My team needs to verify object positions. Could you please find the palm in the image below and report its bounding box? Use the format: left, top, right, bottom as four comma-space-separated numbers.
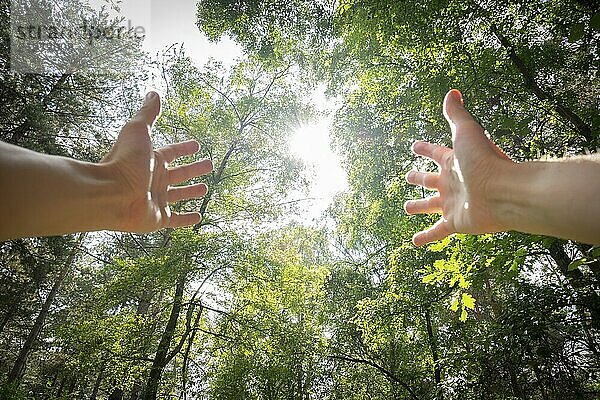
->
101, 92, 213, 232
405, 90, 512, 246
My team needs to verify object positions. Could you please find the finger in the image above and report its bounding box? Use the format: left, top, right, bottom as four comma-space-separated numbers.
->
411, 141, 451, 166
167, 183, 208, 203
443, 89, 471, 127
168, 159, 213, 185
443, 89, 486, 143
157, 140, 201, 163
404, 196, 442, 215
412, 218, 453, 247
169, 212, 202, 228
405, 170, 439, 190
131, 91, 161, 128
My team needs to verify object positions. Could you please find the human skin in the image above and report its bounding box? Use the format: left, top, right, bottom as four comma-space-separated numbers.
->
405, 89, 600, 246
0, 92, 213, 241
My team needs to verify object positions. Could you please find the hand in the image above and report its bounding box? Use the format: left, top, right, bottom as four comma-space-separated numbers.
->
404, 89, 514, 246
101, 92, 213, 232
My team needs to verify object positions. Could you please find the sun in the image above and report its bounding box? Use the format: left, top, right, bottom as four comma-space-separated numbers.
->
289, 114, 348, 221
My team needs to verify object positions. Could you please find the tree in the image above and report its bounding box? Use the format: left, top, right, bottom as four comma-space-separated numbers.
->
0, 0, 145, 393
206, 225, 330, 400
196, 0, 600, 398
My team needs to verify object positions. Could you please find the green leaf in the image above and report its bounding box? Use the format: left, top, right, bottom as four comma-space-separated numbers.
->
590, 246, 600, 258
462, 293, 475, 310
514, 247, 528, 258
568, 258, 587, 271
508, 259, 520, 274
591, 12, 600, 31
569, 23, 585, 42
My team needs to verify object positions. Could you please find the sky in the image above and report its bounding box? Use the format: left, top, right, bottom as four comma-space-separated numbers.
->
288, 88, 349, 222
89, 0, 348, 222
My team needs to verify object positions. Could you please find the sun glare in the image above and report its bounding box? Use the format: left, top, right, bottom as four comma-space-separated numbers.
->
290, 116, 348, 221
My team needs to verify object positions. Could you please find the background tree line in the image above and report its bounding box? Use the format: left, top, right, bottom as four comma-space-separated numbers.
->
1, 0, 599, 399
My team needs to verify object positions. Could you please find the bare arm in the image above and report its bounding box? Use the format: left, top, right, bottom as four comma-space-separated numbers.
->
0, 92, 213, 241
405, 89, 600, 246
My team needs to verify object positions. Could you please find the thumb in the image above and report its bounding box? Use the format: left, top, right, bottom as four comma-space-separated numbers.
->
443, 89, 477, 138
443, 89, 512, 161
133, 91, 161, 128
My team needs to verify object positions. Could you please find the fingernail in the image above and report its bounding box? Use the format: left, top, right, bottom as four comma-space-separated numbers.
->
450, 89, 464, 105
410, 141, 419, 153
412, 233, 421, 247
145, 91, 157, 102
405, 170, 414, 182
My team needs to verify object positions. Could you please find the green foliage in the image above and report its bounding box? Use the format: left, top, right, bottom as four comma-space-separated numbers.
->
1, 0, 600, 399
206, 225, 331, 399
0, 381, 26, 399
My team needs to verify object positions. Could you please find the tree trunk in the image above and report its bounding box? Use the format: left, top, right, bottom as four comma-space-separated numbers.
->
0, 307, 15, 334
424, 308, 444, 400
128, 283, 155, 400
56, 377, 66, 398
90, 361, 107, 400
548, 241, 600, 329
7, 233, 84, 383
66, 377, 77, 396
181, 305, 203, 400
143, 273, 187, 400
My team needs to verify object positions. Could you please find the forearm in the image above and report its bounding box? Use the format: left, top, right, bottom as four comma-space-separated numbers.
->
493, 155, 600, 244
0, 141, 122, 240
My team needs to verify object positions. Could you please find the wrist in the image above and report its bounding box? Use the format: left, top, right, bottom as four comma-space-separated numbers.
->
78, 160, 128, 232
488, 159, 550, 236
487, 159, 526, 233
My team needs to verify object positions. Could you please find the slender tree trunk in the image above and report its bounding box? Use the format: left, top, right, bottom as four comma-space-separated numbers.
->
7, 233, 84, 383
0, 307, 15, 334
129, 284, 155, 400
56, 377, 66, 398
548, 241, 600, 329
424, 308, 444, 400
108, 387, 124, 400
508, 366, 523, 398
181, 305, 203, 400
43, 374, 58, 400
143, 273, 187, 400
66, 377, 77, 396
90, 361, 107, 400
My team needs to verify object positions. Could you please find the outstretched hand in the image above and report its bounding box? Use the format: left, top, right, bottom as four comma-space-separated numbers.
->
101, 92, 213, 232
404, 89, 514, 246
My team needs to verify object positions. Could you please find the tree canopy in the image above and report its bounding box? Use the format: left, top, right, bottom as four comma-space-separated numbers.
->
1, 0, 599, 399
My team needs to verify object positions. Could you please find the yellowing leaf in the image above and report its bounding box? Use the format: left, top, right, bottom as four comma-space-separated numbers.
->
422, 273, 437, 284
462, 293, 475, 310
428, 236, 451, 252
449, 274, 459, 287
450, 298, 459, 312
460, 309, 468, 322
458, 275, 471, 289
433, 259, 445, 271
